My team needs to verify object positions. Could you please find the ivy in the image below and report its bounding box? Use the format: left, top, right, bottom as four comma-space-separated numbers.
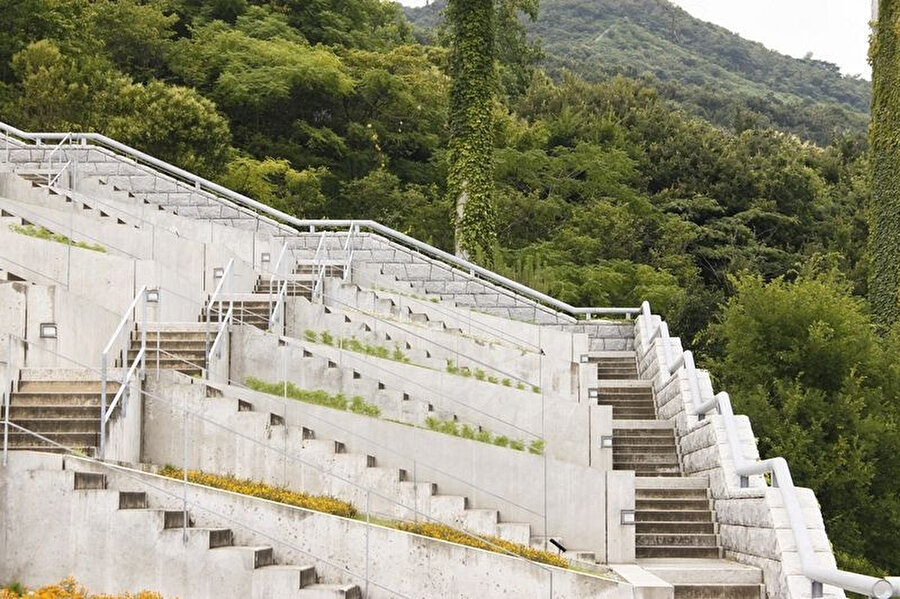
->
869, 0, 900, 328
446, 0, 497, 261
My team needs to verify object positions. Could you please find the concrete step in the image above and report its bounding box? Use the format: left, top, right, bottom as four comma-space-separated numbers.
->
296, 583, 362, 598
637, 488, 708, 499
615, 444, 678, 453
6, 431, 99, 447
637, 546, 723, 559
636, 521, 717, 535
613, 437, 677, 446
17, 380, 118, 393
636, 498, 711, 510
615, 455, 680, 466
673, 584, 764, 599
11, 392, 102, 406
635, 476, 709, 489
9, 404, 100, 422
636, 510, 715, 523
129, 340, 208, 350
613, 427, 674, 436
10, 418, 99, 433
636, 533, 718, 548
617, 464, 682, 476
611, 409, 658, 419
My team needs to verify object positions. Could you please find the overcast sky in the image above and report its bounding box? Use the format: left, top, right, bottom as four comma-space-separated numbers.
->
397, 0, 874, 80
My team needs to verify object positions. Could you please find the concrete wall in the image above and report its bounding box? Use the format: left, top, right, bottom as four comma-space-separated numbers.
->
140, 370, 628, 559
229, 326, 597, 465
0, 451, 632, 599
633, 315, 846, 599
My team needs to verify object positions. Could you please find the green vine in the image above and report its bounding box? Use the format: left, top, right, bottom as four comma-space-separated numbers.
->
446, 0, 497, 262
869, 0, 900, 328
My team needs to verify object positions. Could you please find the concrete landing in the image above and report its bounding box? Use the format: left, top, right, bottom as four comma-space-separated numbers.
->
640, 558, 763, 585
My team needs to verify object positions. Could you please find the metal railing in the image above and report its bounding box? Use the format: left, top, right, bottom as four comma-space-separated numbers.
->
101, 286, 157, 458
0, 121, 640, 322
638, 301, 897, 599
267, 243, 291, 332
44, 132, 72, 187
205, 258, 234, 378
2, 334, 20, 466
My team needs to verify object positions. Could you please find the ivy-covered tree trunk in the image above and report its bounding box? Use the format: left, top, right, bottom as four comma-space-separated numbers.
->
869, 0, 900, 327
447, 0, 496, 262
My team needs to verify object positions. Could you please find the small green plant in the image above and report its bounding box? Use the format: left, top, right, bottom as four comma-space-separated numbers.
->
392, 346, 410, 363
516, 382, 526, 390
487, 375, 499, 384
3, 582, 26, 594
446, 360, 460, 375
320, 331, 334, 346
528, 440, 545, 455
9, 223, 106, 253
304, 330, 318, 343
493, 436, 510, 448
531, 385, 540, 394
509, 439, 525, 451
460, 423, 476, 439
501, 378, 511, 387
460, 367, 472, 378
474, 369, 486, 381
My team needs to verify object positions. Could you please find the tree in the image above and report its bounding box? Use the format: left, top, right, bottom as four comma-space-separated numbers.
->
446, 0, 497, 260
869, 0, 900, 328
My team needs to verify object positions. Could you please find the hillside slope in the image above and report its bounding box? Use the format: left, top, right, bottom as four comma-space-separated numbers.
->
405, 0, 871, 144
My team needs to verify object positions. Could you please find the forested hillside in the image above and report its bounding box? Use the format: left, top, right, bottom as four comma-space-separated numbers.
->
1, 0, 898, 576
406, 0, 872, 146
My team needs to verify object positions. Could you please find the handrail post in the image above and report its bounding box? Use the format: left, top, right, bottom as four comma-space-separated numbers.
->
140, 290, 147, 375
100, 352, 107, 459
3, 334, 11, 466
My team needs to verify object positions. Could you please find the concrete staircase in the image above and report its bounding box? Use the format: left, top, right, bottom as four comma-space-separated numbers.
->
4, 373, 120, 455
203, 295, 272, 330
73, 469, 362, 598
593, 353, 765, 598
131, 328, 207, 377
253, 275, 313, 299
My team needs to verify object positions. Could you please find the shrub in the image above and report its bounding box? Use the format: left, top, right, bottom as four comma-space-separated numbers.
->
487, 376, 499, 384
516, 382, 526, 390
446, 360, 460, 374
493, 436, 510, 448
304, 330, 318, 343
159, 466, 357, 518
509, 439, 525, 451
474, 369, 486, 381
501, 378, 511, 387
528, 440, 545, 455
320, 331, 334, 346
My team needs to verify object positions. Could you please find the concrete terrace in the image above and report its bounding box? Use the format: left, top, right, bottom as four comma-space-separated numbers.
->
0, 123, 882, 599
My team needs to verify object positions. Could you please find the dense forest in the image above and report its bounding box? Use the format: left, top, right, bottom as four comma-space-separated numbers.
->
406, 0, 872, 146
1, 0, 898, 576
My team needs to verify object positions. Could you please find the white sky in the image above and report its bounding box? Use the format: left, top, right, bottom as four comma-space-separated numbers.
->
397, 0, 873, 80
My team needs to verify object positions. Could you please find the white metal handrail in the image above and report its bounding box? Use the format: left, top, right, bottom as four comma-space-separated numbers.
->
205, 258, 234, 377
209, 304, 233, 361
101, 286, 152, 458
0, 121, 640, 321
44, 132, 71, 186
640, 302, 897, 599
267, 242, 289, 329
311, 232, 327, 301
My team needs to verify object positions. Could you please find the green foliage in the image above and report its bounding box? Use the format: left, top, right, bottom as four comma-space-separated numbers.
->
446, 0, 497, 260
9, 224, 106, 253
704, 273, 900, 572
869, 0, 900, 328
244, 376, 381, 417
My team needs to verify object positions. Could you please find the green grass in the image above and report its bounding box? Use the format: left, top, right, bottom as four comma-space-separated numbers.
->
424, 416, 543, 454
9, 223, 106, 253
245, 376, 381, 417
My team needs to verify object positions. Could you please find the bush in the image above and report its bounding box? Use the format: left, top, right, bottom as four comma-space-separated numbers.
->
1, 577, 161, 598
